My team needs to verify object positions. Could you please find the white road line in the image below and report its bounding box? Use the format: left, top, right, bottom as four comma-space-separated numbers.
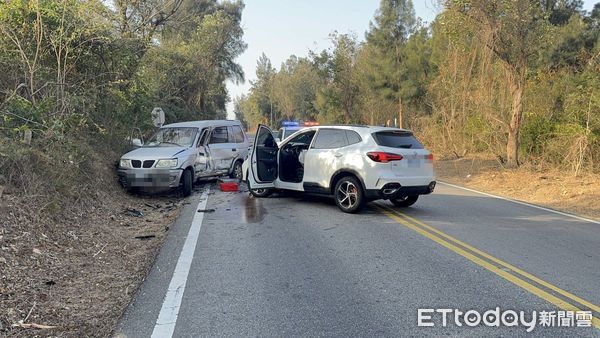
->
151, 188, 210, 338
439, 181, 599, 225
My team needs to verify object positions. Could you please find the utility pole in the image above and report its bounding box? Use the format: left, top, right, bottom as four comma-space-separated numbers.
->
269, 86, 274, 128
270, 101, 273, 129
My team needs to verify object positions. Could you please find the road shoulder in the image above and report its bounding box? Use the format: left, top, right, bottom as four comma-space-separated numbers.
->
435, 157, 600, 220
114, 186, 209, 338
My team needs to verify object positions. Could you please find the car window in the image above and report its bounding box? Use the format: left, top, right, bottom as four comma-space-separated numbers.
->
197, 128, 209, 147
284, 128, 301, 140
257, 127, 276, 148
312, 129, 349, 149
209, 126, 229, 144
231, 125, 245, 143
346, 130, 362, 145
227, 126, 236, 143
372, 131, 424, 149
287, 130, 315, 146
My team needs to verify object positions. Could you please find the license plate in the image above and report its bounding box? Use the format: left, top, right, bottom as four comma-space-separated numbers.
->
406, 155, 420, 168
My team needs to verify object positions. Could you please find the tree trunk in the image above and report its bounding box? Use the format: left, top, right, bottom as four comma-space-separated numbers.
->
344, 108, 352, 124
506, 67, 525, 167
397, 96, 403, 129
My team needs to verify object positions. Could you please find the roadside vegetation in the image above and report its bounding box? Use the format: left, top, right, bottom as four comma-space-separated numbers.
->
237, 0, 600, 173
0, 0, 245, 335
0, 0, 246, 206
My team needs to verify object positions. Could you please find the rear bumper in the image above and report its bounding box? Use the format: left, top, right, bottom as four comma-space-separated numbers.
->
365, 181, 436, 200
118, 168, 183, 188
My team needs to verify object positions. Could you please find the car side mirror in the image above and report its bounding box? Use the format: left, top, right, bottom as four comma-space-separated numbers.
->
131, 138, 143, 147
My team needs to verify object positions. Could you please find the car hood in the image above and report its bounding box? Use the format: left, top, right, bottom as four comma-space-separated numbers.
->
121, 146, 188, 160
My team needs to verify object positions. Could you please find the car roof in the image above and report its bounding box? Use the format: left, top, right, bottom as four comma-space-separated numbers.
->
162, 120, 241, 129
301, 125, 413, 133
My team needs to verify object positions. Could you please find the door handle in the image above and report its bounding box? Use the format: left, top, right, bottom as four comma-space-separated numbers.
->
232, 148, 237, 152
334, 153, 343, 157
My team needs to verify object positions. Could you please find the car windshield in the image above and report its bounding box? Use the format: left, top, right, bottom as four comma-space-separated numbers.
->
283, 128, 302, 140
144, 127, 198, 147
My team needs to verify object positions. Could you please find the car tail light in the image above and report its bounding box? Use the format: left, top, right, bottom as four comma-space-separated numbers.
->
367, 152, 403, 163
425, 154, 434, 161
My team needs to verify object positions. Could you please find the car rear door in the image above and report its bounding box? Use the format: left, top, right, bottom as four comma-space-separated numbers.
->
248, 125, 277, 189
229, 124, 249, 162
303, 128, 350, 188
207, 126, 235, 173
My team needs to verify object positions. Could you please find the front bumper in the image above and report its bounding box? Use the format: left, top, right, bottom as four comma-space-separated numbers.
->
365, 181, 436, 200
118, 168, 183, 188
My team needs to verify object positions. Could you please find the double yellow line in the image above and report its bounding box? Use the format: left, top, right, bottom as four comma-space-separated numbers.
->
373, 202, 600, 329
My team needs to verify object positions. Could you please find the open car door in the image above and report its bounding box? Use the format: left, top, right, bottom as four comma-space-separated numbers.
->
248, 124, 278, 189
194, 127, 214, 176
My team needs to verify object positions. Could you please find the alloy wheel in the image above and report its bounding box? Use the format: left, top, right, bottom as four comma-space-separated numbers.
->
337, 181, 358, 210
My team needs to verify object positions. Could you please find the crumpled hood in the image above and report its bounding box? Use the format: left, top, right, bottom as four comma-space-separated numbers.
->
121, 146, 188, 160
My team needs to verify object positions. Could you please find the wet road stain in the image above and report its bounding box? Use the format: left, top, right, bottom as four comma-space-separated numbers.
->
242, 195, 267, 223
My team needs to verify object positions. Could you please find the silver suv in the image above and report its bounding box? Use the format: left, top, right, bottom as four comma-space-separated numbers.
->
118, 120, 249, 196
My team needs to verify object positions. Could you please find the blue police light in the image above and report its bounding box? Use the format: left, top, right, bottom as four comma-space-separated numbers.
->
281, 121, 299, 127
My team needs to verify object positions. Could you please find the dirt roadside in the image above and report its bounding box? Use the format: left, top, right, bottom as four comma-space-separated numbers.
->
435, 157, 600, 220
0, 168, 189, 337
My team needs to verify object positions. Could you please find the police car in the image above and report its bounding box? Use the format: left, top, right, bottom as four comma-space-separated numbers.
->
275, 121, 318, 143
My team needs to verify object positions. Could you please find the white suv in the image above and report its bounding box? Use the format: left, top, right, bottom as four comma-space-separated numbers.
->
244, 124, 435, 213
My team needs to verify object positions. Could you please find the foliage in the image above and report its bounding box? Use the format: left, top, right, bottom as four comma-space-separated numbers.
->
237, 0, 599, 173
0, 0, 246, 142
2, 0, 596, 174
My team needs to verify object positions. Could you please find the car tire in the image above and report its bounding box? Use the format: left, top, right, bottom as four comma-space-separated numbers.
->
230, 160, 243, 179
249, 188, 272, 198
391, 195, 418, 207
181, 169, 193, 197
126, 186, 139, 194
334, 176, 365, 213
247, 179, 272, 198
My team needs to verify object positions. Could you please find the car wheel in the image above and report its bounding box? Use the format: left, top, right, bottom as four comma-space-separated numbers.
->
230, 160, 243, 179
181, 169, 193, 197
391, 195, 418, 207
249, 188, 272, 198
248, 179, 272, 198
126, 186, 139, 194
334, 176, 365, 213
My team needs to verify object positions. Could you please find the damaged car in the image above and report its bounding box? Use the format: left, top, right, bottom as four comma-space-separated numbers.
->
118, 120, 249, 196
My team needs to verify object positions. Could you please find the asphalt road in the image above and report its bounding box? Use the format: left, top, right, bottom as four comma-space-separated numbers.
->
116, 181, 600, 337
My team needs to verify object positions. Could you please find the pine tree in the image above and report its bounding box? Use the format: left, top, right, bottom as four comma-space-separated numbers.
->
365, 0, 417, 128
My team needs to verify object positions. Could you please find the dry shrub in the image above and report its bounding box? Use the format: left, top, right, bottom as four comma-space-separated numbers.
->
0, 134, 123, 222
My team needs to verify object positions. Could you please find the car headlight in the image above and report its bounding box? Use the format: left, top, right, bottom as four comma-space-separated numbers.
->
120, 159, 132, 169
155, 158, 178, 168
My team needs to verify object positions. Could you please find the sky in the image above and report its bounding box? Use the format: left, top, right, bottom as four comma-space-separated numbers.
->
225, 0, 599, 119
